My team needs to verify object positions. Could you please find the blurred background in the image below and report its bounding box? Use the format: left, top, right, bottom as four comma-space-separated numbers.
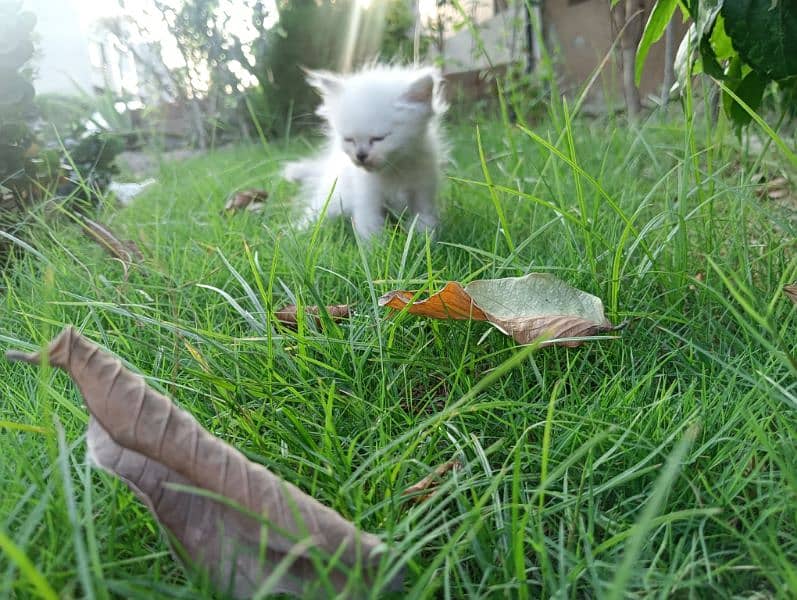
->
12, 0, 794, 251
1, 0, 697, 259
2, 0, 685, 158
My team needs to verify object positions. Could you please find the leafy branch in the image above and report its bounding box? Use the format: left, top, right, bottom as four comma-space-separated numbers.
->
636, 0, 797, 127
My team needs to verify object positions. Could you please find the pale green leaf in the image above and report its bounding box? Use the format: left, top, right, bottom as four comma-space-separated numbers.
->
636, 0, 680, 85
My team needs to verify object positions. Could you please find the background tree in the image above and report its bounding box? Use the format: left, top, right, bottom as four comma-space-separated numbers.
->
611, 0, 651, 120
103, 0, 416, 141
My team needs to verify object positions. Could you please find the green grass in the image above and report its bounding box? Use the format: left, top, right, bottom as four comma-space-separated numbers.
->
1, 103, 796, 599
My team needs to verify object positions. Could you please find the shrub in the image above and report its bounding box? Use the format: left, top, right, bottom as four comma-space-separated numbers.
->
638, 0, 797, 128
1, 3, 124, 267
0, 1, 37, 206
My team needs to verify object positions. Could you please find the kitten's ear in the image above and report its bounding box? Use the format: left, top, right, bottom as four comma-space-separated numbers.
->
401, 74, 435, 106
304, 68, 343, 97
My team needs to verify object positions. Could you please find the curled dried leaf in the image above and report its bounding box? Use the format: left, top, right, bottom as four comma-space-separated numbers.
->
402, 460, 461, 504
275, 304, 351, 329
379, 274, 615, 347
223, 188, 269, 214
766, 187, 789, 200
784, 283, 797, 305
6, 327, 399, 598
754, 175, 790, 200
82, 217, 144, 279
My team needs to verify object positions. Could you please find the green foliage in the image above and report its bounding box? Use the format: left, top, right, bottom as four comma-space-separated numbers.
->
379, 0, 419, 62
639, 0, 797, 127
635, 0, 679, 85
103, 0, 416, 140
33, 90, 128, 209
722, 0, 797, 80
60, 132, 124, 205
257, 0, 365, 133
35, 94, 95, 135
503, 63, 550, 124
257, 0, 417, 134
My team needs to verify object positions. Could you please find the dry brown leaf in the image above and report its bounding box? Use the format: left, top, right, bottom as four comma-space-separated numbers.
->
784, 283, 797, 305
82, 218, 144, 279
1, 185, 13, 203
754, 175, 791, 200
767, 188, 789, 200
6, 327, 399, 598
223, 188, 269, 214
689, 272, 705, 292
402, 460, 461, 504
379, 274, 615, 347
275, 304, 351, 329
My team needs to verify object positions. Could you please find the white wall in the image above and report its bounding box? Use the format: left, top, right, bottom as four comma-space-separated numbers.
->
25, 0, 95, 95
430, 5, 524, 75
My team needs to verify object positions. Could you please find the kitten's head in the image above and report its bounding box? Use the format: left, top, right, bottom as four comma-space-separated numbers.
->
306, 66, 443, 171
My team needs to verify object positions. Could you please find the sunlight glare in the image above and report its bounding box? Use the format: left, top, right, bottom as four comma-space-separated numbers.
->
340, 0, 365, 72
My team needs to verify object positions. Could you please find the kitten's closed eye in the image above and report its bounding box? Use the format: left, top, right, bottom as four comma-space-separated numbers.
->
343, 135, 389, 145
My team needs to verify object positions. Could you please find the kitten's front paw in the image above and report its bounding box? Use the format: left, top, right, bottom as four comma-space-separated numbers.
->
411, 212, 439, 240
292, 206, 320, 231
352, 220, 383, 241
351, 210, 385, 241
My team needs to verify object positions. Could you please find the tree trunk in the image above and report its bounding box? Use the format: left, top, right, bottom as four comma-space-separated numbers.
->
436, 10, 445, 58
188, 98, 207, 150
524, 1, 533, 74
532, 3, 543, 68
410, 0, 421, 63
614, 0, 646, 120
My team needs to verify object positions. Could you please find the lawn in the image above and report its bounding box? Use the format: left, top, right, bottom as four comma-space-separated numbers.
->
1, 106, 796, 598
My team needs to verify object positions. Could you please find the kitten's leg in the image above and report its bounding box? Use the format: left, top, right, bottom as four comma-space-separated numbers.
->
294, 178, 343, 231
351, 202, 385, 240
294, 204, 319, 230
408, 182, 439, 237
349, 179, 385, 240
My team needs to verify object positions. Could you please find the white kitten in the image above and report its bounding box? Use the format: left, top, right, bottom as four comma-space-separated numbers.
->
282, 65, 447, 240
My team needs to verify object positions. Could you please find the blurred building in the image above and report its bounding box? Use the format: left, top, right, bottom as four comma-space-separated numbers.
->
87, 16, 174, 104
422, 0, 686, 108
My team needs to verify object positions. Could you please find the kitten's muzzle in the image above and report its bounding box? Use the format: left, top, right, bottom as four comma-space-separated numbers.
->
356, 150, 368, 164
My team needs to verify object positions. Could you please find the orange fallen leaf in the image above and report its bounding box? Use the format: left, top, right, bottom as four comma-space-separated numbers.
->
380, 274, 615, 347
275, 304, 351, 329
402, 460, 461, 504
379, 282, 488, 320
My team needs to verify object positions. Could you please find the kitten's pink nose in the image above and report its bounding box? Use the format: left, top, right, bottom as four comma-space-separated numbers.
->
356, 150, 368, 164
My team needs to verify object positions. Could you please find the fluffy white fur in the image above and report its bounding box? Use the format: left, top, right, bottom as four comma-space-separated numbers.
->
282, 65, 447, 239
